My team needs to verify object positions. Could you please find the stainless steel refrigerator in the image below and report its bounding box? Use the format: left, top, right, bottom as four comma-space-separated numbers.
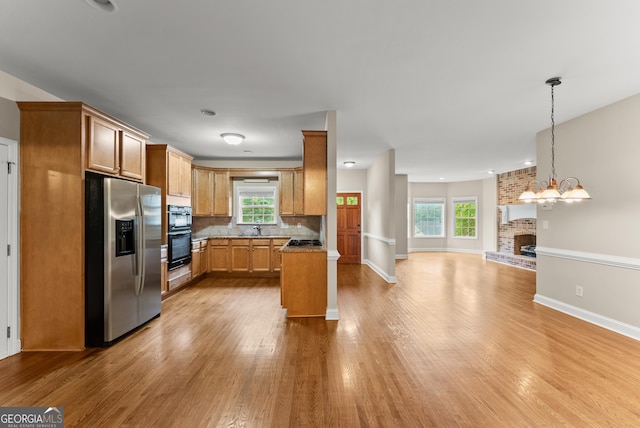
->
85, 172, 162, 347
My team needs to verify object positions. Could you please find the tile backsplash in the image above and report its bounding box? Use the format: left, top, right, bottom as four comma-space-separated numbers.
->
192, 216, 321, 239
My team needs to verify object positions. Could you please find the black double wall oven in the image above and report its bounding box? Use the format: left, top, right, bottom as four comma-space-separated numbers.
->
167, 205, 192, 270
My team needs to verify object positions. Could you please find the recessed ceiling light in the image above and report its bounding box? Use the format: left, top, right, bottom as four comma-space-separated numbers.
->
243, 150, 253, 154
200, 109, 216, 116
488, 170, 495, 174
221, 133, 245, 145
439, 177, 445, 181
343, 161, 355, 167
524, 160, 533, 166
84, 0, 118, 13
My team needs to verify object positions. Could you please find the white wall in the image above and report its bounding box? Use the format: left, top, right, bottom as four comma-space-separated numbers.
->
482, 175, 498, 254
0, 98, 19, 141
408, 179, 495, 254
534, 92, 640, 339
395, 175, 408, 258
0, 70, 61, 104
325, 111, 339, 320
445, 180, 485, 253
364, 150, 396, 282
407, 182, 448, 251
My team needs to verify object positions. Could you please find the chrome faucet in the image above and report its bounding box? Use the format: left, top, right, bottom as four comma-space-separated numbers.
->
253, 225, 262, 236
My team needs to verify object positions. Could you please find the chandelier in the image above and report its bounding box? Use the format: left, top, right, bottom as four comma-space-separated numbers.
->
519, 77, 591, 204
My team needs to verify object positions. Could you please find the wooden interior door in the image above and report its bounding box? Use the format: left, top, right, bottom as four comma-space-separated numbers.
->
337, 193, 361, 264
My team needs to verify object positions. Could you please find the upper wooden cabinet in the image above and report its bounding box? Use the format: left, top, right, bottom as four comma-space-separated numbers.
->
85, 108, 147, 182
191, 166, 230, 216
193, 167, 214, 215
146, 144, 193, 200
302, 130, 327, 215
16, 101, 149, 351
294, 168, 304, 215
146, 145, 193, 242
167, 150, 192, 197
279, 168, 304, 216
120, 131, 146, 180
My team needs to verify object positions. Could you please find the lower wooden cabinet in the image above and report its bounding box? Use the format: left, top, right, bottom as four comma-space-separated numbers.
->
209, 239, 230, 272
168, 264, 192, 291
230, 239, 251, 272
191, 239, 208, 279
191, 245, 202, 278
207, 237, 289, 275
271, 239, 289, 272
281, 250, 327, 317
251, 239, 271, 272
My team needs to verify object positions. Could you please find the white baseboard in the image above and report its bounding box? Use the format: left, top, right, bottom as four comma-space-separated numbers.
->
325, 308, 339, 320
408, 248, 482, 255
534, 294, 640, 341
363, 259, 397, 283
409, 247, 448, 253
395, 254, 408, 260
446, 248, 483, 255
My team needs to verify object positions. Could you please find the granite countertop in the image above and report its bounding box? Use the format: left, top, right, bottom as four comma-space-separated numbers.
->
192, 235, 293, 240
280, 244, 327, 253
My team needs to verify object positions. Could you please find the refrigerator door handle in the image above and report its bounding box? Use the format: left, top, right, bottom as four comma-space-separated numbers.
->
135, 195, 146, 296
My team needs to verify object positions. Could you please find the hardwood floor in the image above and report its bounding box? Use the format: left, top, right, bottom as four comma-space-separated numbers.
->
3, 252, 640, 427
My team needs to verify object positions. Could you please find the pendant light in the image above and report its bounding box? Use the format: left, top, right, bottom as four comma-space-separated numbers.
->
519, 77, 591, 204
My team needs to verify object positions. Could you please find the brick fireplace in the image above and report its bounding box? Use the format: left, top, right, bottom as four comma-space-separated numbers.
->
486, 167, 537, 270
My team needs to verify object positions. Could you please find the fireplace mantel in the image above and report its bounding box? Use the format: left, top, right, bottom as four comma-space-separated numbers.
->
498, 204, 536, 224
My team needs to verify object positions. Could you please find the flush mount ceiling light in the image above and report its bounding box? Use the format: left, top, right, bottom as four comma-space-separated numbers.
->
343, 161, 356, 167
84, 0, 118, 12
519, 77, 591, 204
221, 133, 244, 145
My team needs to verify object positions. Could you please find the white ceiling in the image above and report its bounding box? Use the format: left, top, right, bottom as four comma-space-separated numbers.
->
2, 0, 640, 182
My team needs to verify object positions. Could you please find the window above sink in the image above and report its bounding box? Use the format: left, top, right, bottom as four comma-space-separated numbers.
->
235, 184, 278, 225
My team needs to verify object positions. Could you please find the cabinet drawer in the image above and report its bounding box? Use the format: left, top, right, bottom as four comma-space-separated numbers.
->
252, 239, 270, 246
192, 239, 207, 250
230, 239, 250, 246
208, 239, 228, 246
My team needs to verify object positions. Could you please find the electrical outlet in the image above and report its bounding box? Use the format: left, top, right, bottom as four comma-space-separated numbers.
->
297, 223, 302, 229
576, 285, 584, 297
542, 220, 549, 230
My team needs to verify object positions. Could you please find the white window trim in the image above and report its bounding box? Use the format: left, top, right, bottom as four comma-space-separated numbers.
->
412, 197, 446, 238
236, 184, 278, 225
451, 196, 478, 240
